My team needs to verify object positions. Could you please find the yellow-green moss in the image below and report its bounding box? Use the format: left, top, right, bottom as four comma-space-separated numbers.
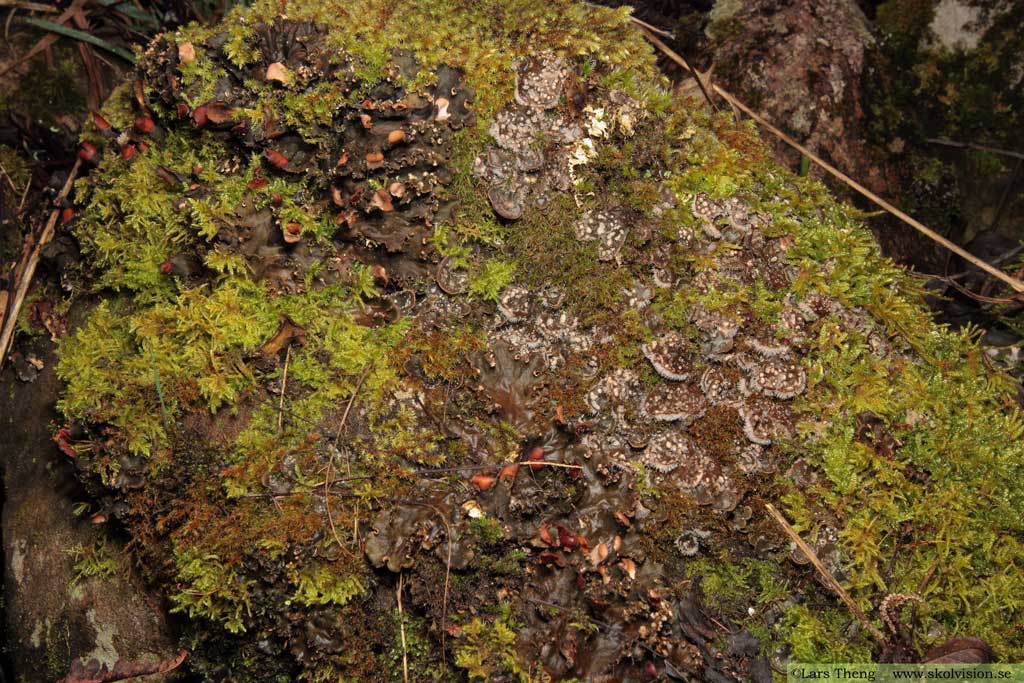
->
454, 607, 527, 682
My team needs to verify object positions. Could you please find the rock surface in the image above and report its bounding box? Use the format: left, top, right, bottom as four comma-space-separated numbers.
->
705, 0, 889, 197
1, 340, 177, 683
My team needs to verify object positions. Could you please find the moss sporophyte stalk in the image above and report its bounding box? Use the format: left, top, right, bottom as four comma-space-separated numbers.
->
54, 0, 1024, 679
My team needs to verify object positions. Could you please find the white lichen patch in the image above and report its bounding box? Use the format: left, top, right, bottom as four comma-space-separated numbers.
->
749, 356, 806, 399
641, 331, 693, 381
640, 382, 707, 424
497, 285, 533, 323
575, 209, 629, 262
475, 55, 581, 218
739, 400, 793, 446
514, 53, 568, 109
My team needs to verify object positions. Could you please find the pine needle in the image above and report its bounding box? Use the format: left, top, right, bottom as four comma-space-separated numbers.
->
397, 572, 410, 683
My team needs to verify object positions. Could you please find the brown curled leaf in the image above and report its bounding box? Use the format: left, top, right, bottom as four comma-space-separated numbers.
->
204, 101, 236, 124
261, 316, 307, 357
922, 637, 993, 664
65, 649, 188, 683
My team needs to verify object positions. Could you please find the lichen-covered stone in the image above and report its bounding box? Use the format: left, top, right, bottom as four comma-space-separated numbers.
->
52, 0, 1024, 679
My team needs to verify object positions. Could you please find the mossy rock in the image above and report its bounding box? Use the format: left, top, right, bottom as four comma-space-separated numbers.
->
56, 0, 1024, 680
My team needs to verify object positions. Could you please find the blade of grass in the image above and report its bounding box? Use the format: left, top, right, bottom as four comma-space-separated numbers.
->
0, 1, 58, 12
20, 16, 135, 63
97, 0, 161, 27
151, 351, 169, 429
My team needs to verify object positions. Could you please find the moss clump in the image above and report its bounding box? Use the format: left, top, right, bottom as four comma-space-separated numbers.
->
67, 536, 121, 586
454, 607, 526, 682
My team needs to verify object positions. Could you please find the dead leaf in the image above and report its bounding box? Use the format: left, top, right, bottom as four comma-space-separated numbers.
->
204, 101, 236, 124
65, 650, 188, 683
178, 42, 196, 64
265, 62, 292, 86
923, 637, 993, 664
261, 316, 306, 357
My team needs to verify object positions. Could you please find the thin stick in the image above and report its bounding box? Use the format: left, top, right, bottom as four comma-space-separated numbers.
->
0, 158, 18, 194
637, 25, 717, 110
764, 503, 887, 646
16, 168, 31, 215
151, 352, 168, 429
0, 157, 81, 368
391, 497, 452, 671
628, 14, 675, 40
582, 1, 674, 39
323, 363, 373, 558
334, 363, 373, 442
277, 344, 290, 433
925, 138, 1024, 162
397, 572, 410, 683
428, 503, 453, 671
416, 461, 583, 475
931, 274, 1021, 305
0, 1, 58, 10
639, 29, 1024, 295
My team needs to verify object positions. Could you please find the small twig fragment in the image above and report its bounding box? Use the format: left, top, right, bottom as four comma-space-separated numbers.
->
397, 572, 410, 683
277, 344, 290, 433
0, 157, 82, 369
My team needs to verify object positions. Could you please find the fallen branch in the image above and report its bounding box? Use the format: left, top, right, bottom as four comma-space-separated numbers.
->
0, 157, 82, 369
764, 503, 887, 647
635, 26, 1024, 295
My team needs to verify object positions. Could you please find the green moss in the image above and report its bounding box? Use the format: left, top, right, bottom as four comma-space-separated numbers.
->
290, 564, 365, 607
467, 259, 516, 302
454, 608, 527, 682
66, 536, 121, 585
468, 516, 504, 545
176, 43, 222, 107
782, 604, 874, 663
169, 549, 254, 633
687, 557, 789, 613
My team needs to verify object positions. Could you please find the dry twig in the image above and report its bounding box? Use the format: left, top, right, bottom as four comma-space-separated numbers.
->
765, 503, 887, 646
277, 344, 290, 433
0, 157, 81, 368
634, 25, 1024, 295
925, 138, 1024, 162
323, 363, 373, 558
397, 572, 410, 683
